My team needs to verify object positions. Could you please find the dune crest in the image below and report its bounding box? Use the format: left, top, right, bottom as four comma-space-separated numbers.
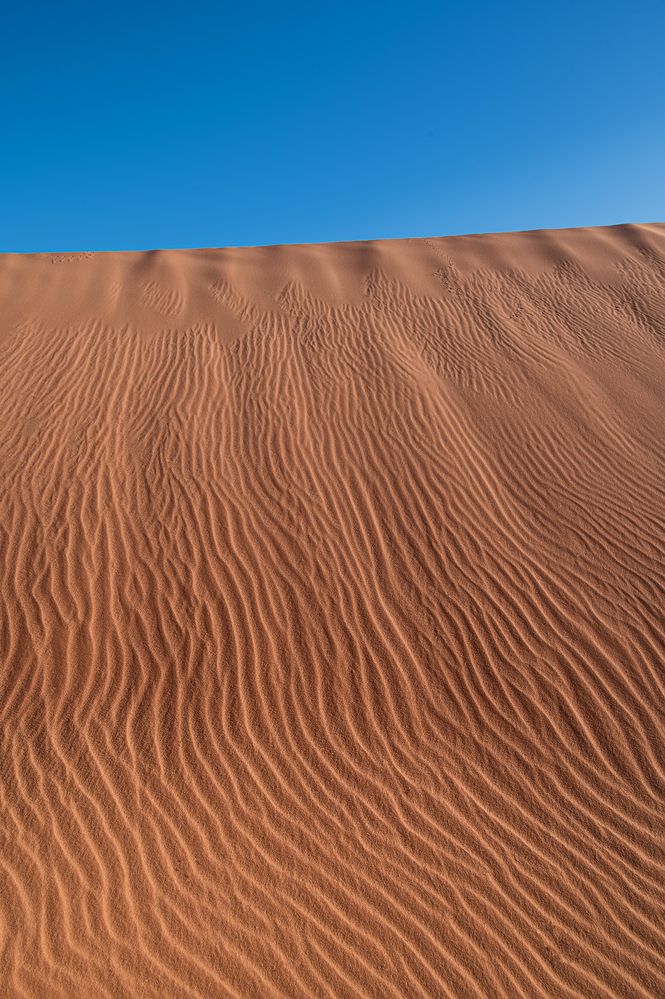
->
1, 223, 665, 997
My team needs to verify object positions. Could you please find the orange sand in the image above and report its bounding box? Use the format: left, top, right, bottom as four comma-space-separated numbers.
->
1, 223, 665, 997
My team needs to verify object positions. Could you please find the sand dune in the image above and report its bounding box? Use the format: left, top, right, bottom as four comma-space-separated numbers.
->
1, 223, 665, 997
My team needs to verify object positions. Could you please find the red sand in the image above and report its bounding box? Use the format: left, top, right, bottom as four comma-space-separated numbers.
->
1, 223, 665, 997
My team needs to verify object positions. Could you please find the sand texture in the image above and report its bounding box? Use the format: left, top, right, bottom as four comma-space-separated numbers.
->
1, 223, 665, 998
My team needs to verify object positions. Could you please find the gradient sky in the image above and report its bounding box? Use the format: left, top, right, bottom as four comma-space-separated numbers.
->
2, 1, 664, 251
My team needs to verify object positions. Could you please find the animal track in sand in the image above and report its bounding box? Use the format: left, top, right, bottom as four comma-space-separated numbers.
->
51, 251, 94, 263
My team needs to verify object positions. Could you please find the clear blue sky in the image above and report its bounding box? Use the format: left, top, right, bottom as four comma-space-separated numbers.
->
2, 1, 664, 251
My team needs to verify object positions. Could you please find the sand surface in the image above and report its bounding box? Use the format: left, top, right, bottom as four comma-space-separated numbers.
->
1, 223, 665, 998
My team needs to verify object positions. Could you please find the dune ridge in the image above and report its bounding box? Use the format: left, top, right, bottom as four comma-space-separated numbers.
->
1, 223, 665, 997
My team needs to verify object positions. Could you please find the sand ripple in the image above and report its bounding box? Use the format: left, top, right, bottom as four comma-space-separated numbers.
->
1, 224, 665, 997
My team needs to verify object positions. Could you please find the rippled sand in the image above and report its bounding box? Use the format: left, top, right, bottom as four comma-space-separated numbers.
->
2, 223, 665, 997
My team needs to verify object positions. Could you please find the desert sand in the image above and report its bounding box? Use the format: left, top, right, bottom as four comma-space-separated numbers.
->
1, 223, 665, 998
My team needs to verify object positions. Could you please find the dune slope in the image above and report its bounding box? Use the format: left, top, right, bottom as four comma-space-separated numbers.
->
1, 223, 665, 998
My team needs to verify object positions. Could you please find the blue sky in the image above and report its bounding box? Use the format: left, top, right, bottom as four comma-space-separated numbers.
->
2, 1, 664, 251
